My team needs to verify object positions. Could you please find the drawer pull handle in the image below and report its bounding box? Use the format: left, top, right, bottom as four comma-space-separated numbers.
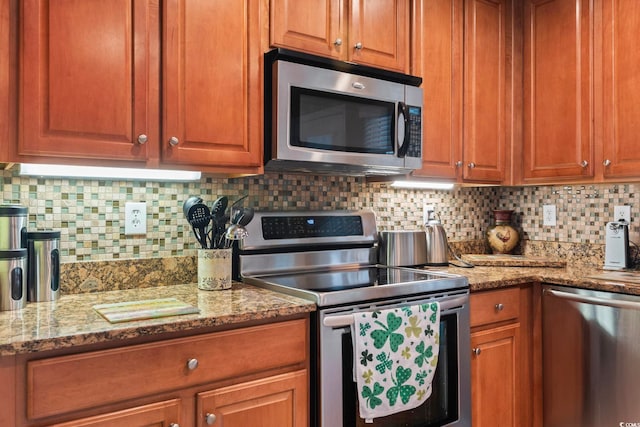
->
473, 348, 481, 356
205, 413, 217, 425
495, 303, 504, 311
169, 424, 180, 427
187, 358, 199, 370
169, 136, 180, 146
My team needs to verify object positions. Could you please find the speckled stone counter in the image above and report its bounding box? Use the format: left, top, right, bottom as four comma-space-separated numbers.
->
434, 264, 640, 296
0, 282, 315, 356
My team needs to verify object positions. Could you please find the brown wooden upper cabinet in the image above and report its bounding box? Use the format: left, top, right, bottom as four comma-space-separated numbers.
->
599, 0, 640, 181
412, 0, 512, 184
522, 0, 593, 182
522, 0, 640, 183
18, 0, 264, 174
270, 0, 410, 73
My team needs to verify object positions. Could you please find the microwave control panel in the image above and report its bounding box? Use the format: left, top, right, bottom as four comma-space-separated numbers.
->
406, 106, 422, 158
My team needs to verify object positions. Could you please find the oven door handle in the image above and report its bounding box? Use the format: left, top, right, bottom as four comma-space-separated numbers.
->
322, 294, 468, 328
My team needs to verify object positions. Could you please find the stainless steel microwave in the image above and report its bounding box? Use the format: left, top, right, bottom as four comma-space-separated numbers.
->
264, 49, 423, 176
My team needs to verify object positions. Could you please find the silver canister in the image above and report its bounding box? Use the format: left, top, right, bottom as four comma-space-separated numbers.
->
0, 249, 27, 311
0, 205, 28, 249
27, 231, 61, 302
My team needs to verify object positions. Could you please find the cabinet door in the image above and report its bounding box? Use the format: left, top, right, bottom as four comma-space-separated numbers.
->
48, 399, 182, 427
162, 0, 264, 171
601, 0, 640, 179
349, 0, 410, 73
463, 0, 509, 182
0, 0, 15, 162
523, 0, 593, 181
19, 0, 159, 163
471, 323, 520, 427
412, 0, 463, 179
196, 370, 308, 427
270, 0, 343, 60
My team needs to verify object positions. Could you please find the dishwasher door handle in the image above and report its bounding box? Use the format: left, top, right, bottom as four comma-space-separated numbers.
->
323, 294, 468, 328
545, 288, 640, 311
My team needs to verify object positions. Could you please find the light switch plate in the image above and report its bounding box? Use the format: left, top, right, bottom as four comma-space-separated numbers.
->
125, 202, 147, 235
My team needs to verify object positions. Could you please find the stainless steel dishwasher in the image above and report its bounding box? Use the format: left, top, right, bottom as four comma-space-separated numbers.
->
542, 285, 640, 427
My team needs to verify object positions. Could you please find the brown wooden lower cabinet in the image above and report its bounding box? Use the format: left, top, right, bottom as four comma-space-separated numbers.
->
8, 317, 310, 427
469, 285, 539, 427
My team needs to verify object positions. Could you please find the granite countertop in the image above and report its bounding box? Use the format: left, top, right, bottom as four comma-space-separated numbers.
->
3, 262, 640, 357
439, 264, 640, 295
0, 282, 315, 356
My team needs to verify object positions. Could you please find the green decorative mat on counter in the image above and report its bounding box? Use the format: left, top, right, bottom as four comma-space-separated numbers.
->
93, 298, 200, 323
461, 254, 566, 268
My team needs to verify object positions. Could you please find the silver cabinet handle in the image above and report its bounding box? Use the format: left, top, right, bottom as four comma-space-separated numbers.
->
137, 134, 148, 145
169, 424, 180, 427
205, 413, 217, 425
473, 348, 481, 356
580, 160, 588, 168
603, 159, 611, 166
354, 42, 363, 50
468, 162, 476, 168
455, 160, 463, 167
187, 358, 199, 370
169, 136, 180, 146
495, 303, 504, 311
334, 38, 342, 46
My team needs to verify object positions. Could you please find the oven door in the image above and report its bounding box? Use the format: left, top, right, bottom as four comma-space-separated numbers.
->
316, 292, 471, 427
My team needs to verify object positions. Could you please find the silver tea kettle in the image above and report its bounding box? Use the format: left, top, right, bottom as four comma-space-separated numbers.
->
424, 209, 449, 266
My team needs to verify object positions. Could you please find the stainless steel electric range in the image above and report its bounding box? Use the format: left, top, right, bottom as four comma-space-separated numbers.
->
237, 210, 471, 427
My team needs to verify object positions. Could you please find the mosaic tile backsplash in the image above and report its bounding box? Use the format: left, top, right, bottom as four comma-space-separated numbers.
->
1, 167, 637, 264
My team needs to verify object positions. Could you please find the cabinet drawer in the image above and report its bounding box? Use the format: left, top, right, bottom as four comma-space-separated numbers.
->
27, 319, 308, 420
470, 287, 520, 328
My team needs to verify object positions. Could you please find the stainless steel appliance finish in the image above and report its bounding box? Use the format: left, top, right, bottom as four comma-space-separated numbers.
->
0, 249, 27, 311
542, 285, 640, 426
378, 230, 428, 267
425, 214, 449, 266
27, 231, 60, 302
0, 205, 27, 249
604, 220, 630, 269
264, 49, 423, 176
238, 210, 471, 427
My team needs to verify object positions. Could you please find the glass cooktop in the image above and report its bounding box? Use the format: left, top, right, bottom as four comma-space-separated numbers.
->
243, 265, 468, 307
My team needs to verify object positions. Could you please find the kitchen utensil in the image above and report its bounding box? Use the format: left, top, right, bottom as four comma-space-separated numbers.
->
210, 196, 229, 249
27, 231, 61, 302
0, 205, 28, 249
182, 196, 203, 218
238, 207, 254, 226
378, 230, 428, 267
186, 202, 211, 249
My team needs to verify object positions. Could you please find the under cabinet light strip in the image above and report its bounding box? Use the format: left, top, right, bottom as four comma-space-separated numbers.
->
390, 180, 455, 190
19, 164, 202, 182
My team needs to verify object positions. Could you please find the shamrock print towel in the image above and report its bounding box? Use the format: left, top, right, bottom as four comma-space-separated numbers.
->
351, 302, 440, 422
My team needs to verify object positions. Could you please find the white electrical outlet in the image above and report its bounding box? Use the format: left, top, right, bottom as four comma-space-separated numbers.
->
614, 205, 631, 223
125, 202, 147, 235
423, 204, 435, 224
543, 204, 556, 226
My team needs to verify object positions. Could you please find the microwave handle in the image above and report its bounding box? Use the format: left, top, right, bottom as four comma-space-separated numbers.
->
397, 102, 410, 158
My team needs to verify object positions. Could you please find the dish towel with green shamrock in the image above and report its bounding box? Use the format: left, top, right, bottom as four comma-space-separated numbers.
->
351, 302, 440, 422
